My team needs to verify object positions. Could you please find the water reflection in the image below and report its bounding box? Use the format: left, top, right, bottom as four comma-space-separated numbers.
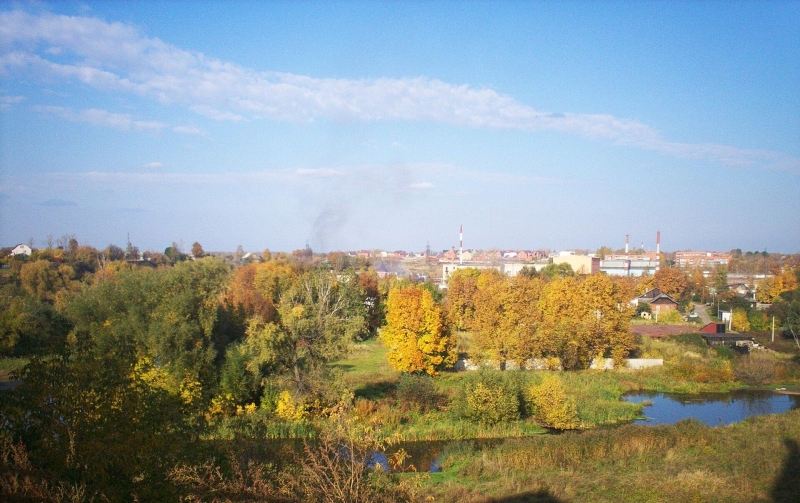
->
623, 389, 800, 426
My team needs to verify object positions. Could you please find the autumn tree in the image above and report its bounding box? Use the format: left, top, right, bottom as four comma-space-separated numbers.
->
537, 274, 634, 369
357, 269, 383, 333
224, 263, 278, 322
756, 269, 798, 303
444, 267, 483, 331
731, 308, 751, 333
470, 273, 544, 369
381, 285, 457, 375
653, 267, 688, 299
191, 241, 206, 258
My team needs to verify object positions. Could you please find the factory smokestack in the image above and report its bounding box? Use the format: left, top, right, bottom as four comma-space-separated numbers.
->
625, 234, 629, 255
657, 231, 661, 255
459, 224, 463, 265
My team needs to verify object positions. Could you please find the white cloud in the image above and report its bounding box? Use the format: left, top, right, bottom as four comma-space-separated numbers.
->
141, 161, 163, 169
172, 124, 208, 136
2, 9, 797, 173
36, 105, 165, 131
408, 182, 434, 189
0, 95, 24, 109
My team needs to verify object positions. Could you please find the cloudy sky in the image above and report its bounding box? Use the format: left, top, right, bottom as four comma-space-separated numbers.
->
1, 2, 798, 253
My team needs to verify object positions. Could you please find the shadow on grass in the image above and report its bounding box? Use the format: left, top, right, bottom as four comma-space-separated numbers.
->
328, 363, 355, 371
484, 490, 564, 502
771, 438, 800, 503
354, 380, 396, 400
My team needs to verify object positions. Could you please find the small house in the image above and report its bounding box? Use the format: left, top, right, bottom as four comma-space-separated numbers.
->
10, 244, 32, 257
632, 288, 678, 312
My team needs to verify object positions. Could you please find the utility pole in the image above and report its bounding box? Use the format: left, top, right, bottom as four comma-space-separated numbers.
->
772, 316, 775, 343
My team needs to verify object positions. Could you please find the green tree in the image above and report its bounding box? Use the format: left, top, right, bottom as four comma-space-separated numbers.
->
0, 285, 71, 357
540, 262, 575, 280
453, 370, 521, 425
265, 270, 369, 391
713, 264, 729, 293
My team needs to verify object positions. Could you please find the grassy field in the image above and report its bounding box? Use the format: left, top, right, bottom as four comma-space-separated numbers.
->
424, 408, 800, 502
325, 333, 800, 444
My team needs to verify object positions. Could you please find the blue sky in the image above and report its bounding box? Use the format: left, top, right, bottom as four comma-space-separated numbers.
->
1, 1, 798, 253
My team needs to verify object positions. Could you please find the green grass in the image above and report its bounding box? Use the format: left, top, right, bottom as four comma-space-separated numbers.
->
330, 337, 399, 396
0, 357, 27, 382
322, 333, 800, 444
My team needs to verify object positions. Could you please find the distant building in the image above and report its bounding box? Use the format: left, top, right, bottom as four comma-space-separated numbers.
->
675, 251, 731, 269
600, 256, 659, 277
10, 244, 32, 257
553, 254, 599, 275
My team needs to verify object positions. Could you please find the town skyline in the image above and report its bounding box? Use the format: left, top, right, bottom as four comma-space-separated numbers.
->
2, 2, 798, 253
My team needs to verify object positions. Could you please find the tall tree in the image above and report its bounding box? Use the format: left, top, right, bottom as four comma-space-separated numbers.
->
444, 267, 482, 331
470, 274, 544, 369
246, 270, 368, 392
191, 241, 206, 258
381, 285, 456, 375
653, 267, 688, 299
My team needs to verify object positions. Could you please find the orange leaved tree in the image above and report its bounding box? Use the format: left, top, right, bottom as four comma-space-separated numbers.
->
381, 285, 457, 375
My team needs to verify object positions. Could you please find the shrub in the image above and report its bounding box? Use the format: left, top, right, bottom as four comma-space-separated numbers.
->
396, 373, 441, 412
453, 370, 521, 425
527, 375, 580, 430
667, 358, 734, 384
734, 353, 777, 385
275, 390, 308, 421
748, 310, 769, 331
656, 309, 683, 324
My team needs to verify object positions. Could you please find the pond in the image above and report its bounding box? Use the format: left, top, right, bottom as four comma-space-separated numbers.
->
390, 390, 800, 472
623, 389, 800, 426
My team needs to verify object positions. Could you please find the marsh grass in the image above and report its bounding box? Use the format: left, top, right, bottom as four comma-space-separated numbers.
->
430, 409, 800, 502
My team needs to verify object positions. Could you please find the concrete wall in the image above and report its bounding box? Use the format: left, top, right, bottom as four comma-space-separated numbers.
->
455, 357, 663, 371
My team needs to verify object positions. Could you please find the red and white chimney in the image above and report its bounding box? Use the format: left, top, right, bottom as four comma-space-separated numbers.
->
656, 231, 661, 255
625, 234, 629, 255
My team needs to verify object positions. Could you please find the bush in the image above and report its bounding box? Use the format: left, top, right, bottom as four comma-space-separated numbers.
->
734, 353, 777, 385
667, 358, 734, 384
396, 373, 441, 412
656, 309, 683, 324
527, 375, 580, 430
453, 370, 521, 425
748, 310, 769, 331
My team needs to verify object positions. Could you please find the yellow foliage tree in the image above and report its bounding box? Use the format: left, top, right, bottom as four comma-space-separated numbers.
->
537, 274, 634, 369
444, 267, 482, 331
731, 308, 751, 332
381, 285, 457, 375
756, 269, 798, 303
471, 273, 544, 368
528, 375, 580, 429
